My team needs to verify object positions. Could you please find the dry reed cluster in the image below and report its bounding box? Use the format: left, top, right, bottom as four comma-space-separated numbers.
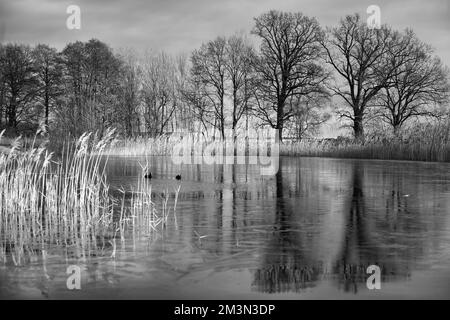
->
0, 129, 180, 266
103, 121, 450, 162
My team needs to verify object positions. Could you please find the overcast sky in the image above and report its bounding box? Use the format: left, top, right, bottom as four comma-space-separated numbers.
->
1, 0, 449, 61
1, 0, 449, 136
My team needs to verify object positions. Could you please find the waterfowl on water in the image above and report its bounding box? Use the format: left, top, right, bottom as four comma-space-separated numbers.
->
175, 174, 181, 180
144, 172, 152, 179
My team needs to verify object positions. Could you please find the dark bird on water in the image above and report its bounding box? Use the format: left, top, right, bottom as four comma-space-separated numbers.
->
144, 172, 152, 179
175, 174, 181, 180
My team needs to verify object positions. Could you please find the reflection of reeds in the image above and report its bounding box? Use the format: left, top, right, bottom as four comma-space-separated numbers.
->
0, 129, 179, 266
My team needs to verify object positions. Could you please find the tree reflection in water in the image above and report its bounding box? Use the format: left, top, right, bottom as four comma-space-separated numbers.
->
1, 157, 448, 298
254, 166, 321, 293
253, 160, 423, 294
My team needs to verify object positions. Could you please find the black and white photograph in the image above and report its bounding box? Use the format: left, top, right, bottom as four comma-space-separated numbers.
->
0, 0, 450, 306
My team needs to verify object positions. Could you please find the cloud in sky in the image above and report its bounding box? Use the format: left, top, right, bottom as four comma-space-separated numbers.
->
1, 0, 449, 63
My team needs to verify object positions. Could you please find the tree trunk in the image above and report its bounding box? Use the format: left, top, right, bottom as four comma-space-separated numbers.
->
393, 121, 401, 137
0, 88, 4, 128
353, 111, 364, 141
276, 99, 284, 143
45, 90, 49, 127
8, 96, 17, 128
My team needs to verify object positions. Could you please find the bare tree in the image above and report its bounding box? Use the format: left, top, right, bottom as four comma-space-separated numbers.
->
252, 10, 328, 142
0, 44, 38, 131
140, 51, 177, 137
61, 39, 122, 135
224, 34, 257, 136
0, 45, 6, 127
0, 79, 5, 127
375, 30, 450, 133
32, 44, 64, 129
172, 53, 196, 132
60, 41, 85, 134
191, 37, 227, 138
323, 14, 400, 140
286, 92, 331, 140
182, 73, 213, 135
115, 49, 142, 136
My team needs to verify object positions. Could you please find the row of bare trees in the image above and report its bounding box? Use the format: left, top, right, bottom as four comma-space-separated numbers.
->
189, 34, 256, 139
0, 11, 448, 141
324, 15, 449, 139
0, 40, 124, 136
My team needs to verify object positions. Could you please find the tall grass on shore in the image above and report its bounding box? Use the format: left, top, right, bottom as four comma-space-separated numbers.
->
103, 132, 269, 159
281, 121, 450, 162
0, 129, 117, 265
103, 121, 450, 163
103, 135, 177, 156
0, 129, 178, 266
